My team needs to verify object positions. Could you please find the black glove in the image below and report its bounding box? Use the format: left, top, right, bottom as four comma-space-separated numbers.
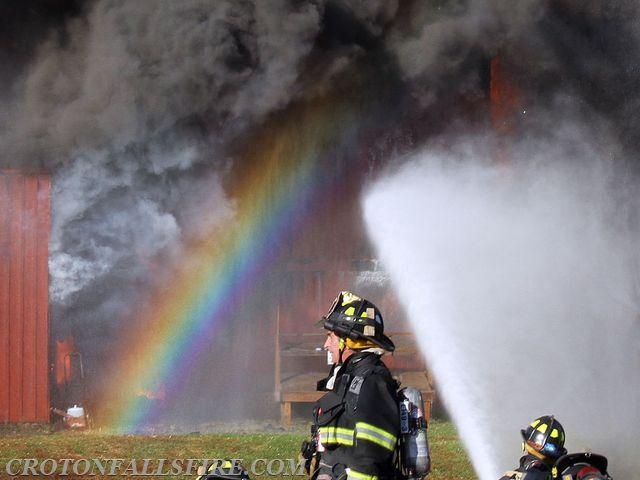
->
300, 440, 315, 460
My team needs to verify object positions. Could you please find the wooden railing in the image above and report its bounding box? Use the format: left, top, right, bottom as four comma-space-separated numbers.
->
275, 314, 435, 425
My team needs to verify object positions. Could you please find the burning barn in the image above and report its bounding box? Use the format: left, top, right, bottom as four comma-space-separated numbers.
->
1, 3, 640, 478
1, 43, 531, 425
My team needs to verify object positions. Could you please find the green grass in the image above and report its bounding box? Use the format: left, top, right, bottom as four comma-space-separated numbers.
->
0, 420, 475, 479
427, 421, 477, 480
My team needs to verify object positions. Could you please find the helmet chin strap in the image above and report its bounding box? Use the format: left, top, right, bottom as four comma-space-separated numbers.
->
338, 337, 346, 364
523, 443, 546, 460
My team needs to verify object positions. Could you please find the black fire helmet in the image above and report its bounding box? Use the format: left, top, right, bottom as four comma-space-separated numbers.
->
321, 291, 395, 352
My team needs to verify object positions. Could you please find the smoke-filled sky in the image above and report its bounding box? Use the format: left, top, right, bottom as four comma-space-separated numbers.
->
1, 0, 640, 476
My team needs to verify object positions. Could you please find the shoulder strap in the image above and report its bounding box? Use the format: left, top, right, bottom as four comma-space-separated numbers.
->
314, 371, 352, 427
335, 372, 352, 401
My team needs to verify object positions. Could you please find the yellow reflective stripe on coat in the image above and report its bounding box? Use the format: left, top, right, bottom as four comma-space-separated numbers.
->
354, 422, 397, 451
346, 468, 378, 480
319, 426, 354, 446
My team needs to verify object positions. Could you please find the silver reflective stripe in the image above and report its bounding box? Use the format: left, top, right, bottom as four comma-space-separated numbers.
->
319, 426, 354, 446
354, 422, 397, 451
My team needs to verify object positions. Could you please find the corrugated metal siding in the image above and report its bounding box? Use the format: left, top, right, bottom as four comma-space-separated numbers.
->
0, 172, 51, 423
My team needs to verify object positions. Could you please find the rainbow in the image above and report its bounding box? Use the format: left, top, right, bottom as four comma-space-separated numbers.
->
101, 100, 358, 431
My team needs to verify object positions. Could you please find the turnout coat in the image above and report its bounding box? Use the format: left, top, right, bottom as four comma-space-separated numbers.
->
314, 351, 400, 480
499, 455, 554, 480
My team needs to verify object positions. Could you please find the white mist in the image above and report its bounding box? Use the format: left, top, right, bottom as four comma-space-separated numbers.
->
363, 141, 640, 480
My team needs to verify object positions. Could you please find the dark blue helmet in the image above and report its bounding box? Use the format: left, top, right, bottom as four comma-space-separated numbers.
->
521, 415, 567, 460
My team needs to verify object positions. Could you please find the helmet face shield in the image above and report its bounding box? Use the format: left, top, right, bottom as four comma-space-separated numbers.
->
324, 291, 343, 319
540, 441, 559, 457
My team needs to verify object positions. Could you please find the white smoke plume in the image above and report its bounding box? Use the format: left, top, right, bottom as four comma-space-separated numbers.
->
363, 125, 640, 479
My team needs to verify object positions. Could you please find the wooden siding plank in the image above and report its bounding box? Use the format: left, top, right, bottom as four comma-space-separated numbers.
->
35, 176, 51, 421
8, 175, 24, 422
0, 175, 11, 422
22, 177, 38, 421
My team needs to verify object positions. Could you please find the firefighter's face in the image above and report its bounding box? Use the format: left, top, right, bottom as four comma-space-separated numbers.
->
324, 331, 342, 363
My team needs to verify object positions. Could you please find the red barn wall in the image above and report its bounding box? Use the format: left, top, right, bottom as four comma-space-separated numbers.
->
0, 171, 51, 423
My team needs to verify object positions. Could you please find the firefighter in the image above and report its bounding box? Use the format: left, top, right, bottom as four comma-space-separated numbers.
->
499, 415, 568, 480
302, 291, 400, 480
551, 452, 612, 480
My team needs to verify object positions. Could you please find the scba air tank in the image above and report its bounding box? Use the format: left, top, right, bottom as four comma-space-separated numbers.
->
399, 387, 431, 479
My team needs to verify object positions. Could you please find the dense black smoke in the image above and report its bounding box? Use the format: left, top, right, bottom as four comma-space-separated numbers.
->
1, 0, 639, 453
0, 0, 411, 421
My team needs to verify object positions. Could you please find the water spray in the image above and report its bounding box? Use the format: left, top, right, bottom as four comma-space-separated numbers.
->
363, 139, 640, 480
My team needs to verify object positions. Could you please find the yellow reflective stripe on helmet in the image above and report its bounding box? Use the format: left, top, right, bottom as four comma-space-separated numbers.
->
550, 428, 559, 438
345, 306, 356, 316
536, 423, 548, 433
355, 422, 397, 451
319, 426, 354, 446
346, 468, 378, 480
